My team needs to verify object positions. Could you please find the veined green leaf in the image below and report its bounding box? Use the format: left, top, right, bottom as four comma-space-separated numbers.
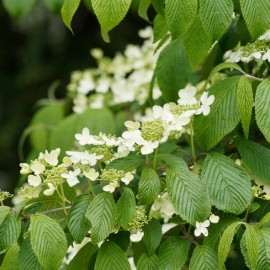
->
67, 195, 92, 243
67, 242, 98, 270
199, 0, 233, 41
166, 164, 211, 224
237, 76, 253, 139
201, 152, 252, 214
159, 237, 189, 270
30, 214, 67, 270
255, 79, 270, 142
138, 0, 151, 21
143, 219, 162, 255
189, 245, 218, 270
61, 0, 81, 33
236, 139, 270, 185
240, 0, 270, 39
95, 241, 130, 270
137, 253, 158, 270
0, 243, 20, 270
2, 0, 36, 18
19, 237, 43, 270
0, 206, 11, 224
91, 0, 132, 42
217, 221, 241, 270
116, 188, 136, 230
164, 0, 197, 38
258, 212, 270, 228
153, 14, 168, 43
85, 193, 115, 243
240, 224, 259, 270
156, 37, 192, 102
138, 168, 160, 205
194, 76, 241, 150
0, 213, 21, 252
151, 0, 164, 15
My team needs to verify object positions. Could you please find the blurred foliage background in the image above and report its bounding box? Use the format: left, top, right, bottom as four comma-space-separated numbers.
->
0, 0, 147, 193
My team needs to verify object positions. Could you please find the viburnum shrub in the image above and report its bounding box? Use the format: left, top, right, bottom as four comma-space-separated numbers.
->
2, 1, 270, 270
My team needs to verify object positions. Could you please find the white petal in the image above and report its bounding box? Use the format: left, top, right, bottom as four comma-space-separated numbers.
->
130, 231, 144, 242
194, 228, 202, 237
209, 214, 220, 223
28, 175, 42, 187
202, 220, 210, 227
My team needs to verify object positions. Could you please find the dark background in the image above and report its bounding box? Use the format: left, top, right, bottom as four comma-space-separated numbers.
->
0, 0, 147, 193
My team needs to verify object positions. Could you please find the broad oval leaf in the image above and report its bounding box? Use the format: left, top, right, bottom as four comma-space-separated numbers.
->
137, 253, 158, 270
0, 206, 11, 224
159, 237, 189, 270
61, 0, 81, 33
95, 241, 130, 270
0, 243, 20, 270
189, 245, 218, 270
156, 37, 192, 102
255, 79, 270, 142
67, 195, 92, 243
166, 165, 211, 224
199, 0, 233, 41
194, 76, 241, 150
85, 192, 115, 243
30, 214, 67, 270
165, 0, 197, 38
91, 0, 132, 42
201, 152, 252, 214
138, 168, 160, 205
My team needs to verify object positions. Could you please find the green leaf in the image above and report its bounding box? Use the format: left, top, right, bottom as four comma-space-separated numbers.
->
157, 154, 187, 168
189, 245, 218, 270
0, 213, 21, 252
138, 0, 151, 21
95, 241, 130, 270
156, 37, 192, 102
183, 16, 212, 69
240, 225, 259, 270
255, 79, 270, 142
164, 0, 197, 38
67, 195, 92, 243
2, 0, 36, 18
61, 0, 81, 33
194, 76, 241, 150
153, 15, 168, 43
106, 154, 144, 172
199, 0, 233, 41
67, 242, 98, 270
85, 193, 115, 243
151, 0, 164, 15
19, 237, 43, 270
108, 231, 131, 252
43, 0, 64, 12
91, 0, 132, 42
253, 227, 270, 269
143, 219, 162, 255
201, 152, 252, 214
0, 206, 10, 224
258, 212, 270, 228
30, 214, 67, 270
217, 221, 241, 270
237, 76, 253, 138
138, 168, 160, 205
236, 139, 270, 185
166, 165, 211, 224
240, 0, 270, 39
159, 237, 189, 270
0, 243, 20, 270
116, 188, 136, 230
137, 253, 158, 270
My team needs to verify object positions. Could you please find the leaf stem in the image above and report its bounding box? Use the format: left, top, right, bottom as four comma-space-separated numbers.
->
153, 148, 158, 170
57, 184, 67, 215
189, 122, 196, 162
244, 199, 253, 222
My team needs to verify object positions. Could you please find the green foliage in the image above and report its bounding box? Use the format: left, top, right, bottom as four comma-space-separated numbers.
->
2, 0, 36, 18
30, 214, 67, 270
137, 253, 158, 270
0, 243, 20, 270
255, 79, 270, 142
61, 0, 81, 33
201, 152, 252, 214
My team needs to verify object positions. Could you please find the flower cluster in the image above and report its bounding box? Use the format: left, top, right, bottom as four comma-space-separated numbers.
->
0, 190, 13, 205
67, 27, 162, 114
194, 214, 220, 237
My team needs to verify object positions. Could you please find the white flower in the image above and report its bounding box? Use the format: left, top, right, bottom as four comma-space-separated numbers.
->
121, 172, 134, 185
43, 148, 61, 166
43, 183, 56, 196
77, 76, 95, 94
209, 214, 220, 224
128, 257, 137, 270
130, 231, 144, 242
262, 49, 270, 62
83, 168, 99, 181
30, 160, 45, 175
194, 220, 210, 237
140, 140, 159, 155
124, 121, 141, 131
225, 50, 242, 63
196, 92, 215, 116
28, 175, 42, 187
177, 86, 198, 105
103, 181, 119, 193
62, 168, 81, 187
75, 128, 92, 145
20, 163, 31, 174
